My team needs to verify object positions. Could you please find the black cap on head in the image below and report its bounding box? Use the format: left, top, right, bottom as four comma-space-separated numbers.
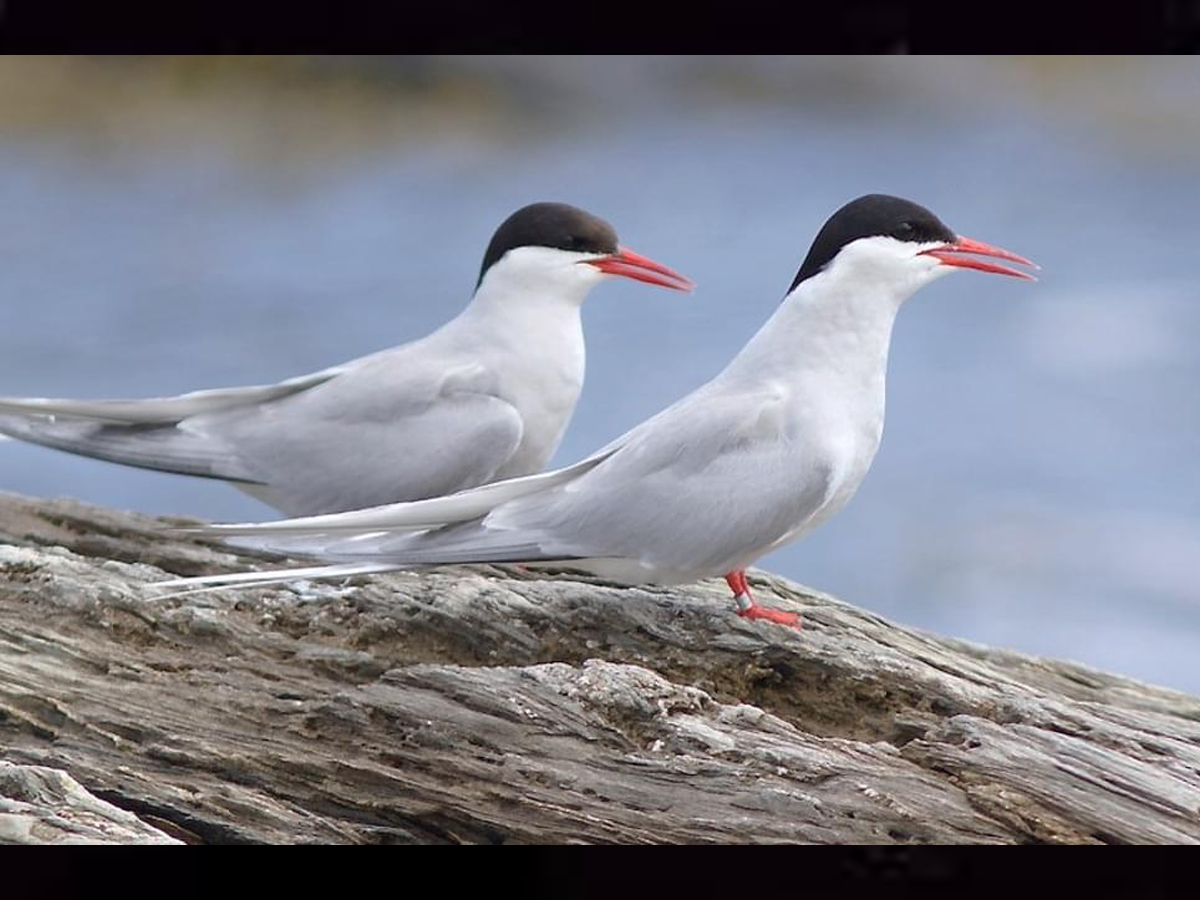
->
788, 194, 956, 293
477, 202, 619, 287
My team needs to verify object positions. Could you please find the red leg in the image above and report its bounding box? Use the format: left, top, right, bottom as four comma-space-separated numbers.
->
724, 570, 801, 628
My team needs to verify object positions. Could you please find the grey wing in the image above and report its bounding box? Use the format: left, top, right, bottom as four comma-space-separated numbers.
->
0, 368, 343, 424
0, 369, 345, 484
275, 383, 839, 575
0, 413, 263, 482
156, 446, 621, 593
0, 355, 529, 515
475, 387, 838, 573
206, 359, 528, 515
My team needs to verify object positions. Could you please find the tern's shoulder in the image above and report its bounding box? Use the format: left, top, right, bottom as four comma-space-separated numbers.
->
582, 377, 797, 477
317, 328, 506, 398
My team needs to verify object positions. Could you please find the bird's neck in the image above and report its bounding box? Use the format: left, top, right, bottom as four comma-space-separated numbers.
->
457, 267, 589, 348
723, 265, 912, 406
450, 267, 588, 388
468, 262, 594, 316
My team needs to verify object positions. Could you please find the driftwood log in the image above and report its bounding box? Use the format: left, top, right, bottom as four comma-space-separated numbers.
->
1, 491, 1198, 844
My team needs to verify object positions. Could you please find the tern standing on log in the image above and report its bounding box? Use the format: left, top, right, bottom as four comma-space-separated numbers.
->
164, 195, 1037, 625
0, 202, 693, 515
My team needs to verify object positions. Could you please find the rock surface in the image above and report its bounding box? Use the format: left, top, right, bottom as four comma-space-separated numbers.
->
1, 491, 1198, 844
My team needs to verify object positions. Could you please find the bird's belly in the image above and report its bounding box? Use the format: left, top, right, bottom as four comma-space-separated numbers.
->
526, 557, 698, 587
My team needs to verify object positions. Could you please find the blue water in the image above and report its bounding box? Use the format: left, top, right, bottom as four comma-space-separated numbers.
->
2, 59, 1198, 692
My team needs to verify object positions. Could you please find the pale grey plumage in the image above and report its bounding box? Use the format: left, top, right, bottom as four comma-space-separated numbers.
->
160, 195, 1037, 605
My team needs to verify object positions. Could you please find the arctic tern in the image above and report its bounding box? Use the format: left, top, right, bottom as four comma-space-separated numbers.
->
0, 202, 693, 516
161, 195, 1036, 625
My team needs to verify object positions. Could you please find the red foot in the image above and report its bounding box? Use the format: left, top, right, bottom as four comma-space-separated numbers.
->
724, 570, 801, 629
736, 605, 801, 628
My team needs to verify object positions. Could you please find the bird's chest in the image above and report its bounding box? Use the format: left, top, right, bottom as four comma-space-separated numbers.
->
738, 398, 883, 560
732, 374, 884, 491
506, 335, 584, 419
790, 385, 885, 509
491, 325, 586, 463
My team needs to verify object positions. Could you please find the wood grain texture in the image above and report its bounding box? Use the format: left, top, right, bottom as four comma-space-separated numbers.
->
1, 492, 1197, 844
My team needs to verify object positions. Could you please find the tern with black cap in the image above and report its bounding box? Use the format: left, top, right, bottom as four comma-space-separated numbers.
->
162, 194, 1037, 626
0, 202, 693, 516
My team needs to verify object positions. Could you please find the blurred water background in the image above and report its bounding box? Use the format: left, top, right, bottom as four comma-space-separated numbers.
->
1, 56, 1198, 692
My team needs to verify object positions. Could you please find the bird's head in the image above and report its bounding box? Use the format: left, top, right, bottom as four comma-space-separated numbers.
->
476, 202, 694, 297
788, 194, 1037, 298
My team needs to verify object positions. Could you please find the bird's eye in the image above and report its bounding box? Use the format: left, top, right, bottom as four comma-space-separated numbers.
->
565, 234, 586, 250
893, 221, 915, 239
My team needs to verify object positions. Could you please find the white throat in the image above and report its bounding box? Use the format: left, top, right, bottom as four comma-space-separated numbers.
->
453, 246, 599, 375
469, 246, 604, 317
723, 237, 949, 390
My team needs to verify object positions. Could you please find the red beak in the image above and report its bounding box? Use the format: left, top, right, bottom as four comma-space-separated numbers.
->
919, 236, 1039, 281
585, 246, 695, 292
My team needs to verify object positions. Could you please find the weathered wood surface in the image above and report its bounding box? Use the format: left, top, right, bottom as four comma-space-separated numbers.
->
1, 491, 1198, 844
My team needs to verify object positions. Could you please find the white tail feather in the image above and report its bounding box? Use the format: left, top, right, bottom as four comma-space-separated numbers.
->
178, 446, 619, 538
0, 369, 342, 425
151, 561, 399, 599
